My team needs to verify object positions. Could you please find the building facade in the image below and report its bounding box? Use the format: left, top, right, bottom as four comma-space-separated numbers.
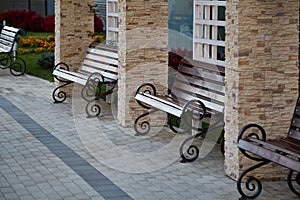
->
54, 0, 299, 181
0, 0, 54, 16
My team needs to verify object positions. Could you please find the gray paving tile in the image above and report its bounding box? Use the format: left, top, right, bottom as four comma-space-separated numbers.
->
0, 72, 297, 200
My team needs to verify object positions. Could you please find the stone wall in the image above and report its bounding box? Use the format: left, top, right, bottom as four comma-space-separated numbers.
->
117, 0, 169, 127
55, 0, 94, 95
224, 0, 299, 180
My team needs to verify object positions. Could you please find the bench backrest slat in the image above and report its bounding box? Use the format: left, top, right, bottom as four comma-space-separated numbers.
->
0, 26, 20, 53
289, 97, 300, 140
171, 58, 225, 113
82, 60, 118, 73
80, 43, 118, 81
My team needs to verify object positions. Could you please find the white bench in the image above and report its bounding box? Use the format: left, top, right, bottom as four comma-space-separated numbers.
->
52, 42, 118, 117
0, 26, 26, 76
134, 58, 225, 162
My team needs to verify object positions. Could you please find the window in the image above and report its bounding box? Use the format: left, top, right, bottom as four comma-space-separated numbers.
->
193, 0, 226, 66
168, 0, 193, 53
106, 0, 118, 43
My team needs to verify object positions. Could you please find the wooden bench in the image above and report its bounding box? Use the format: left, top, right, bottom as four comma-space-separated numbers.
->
236, 96, 300, 199
134, 58, 225, 162
52, 42, 118, 117
0, 26, 26, 76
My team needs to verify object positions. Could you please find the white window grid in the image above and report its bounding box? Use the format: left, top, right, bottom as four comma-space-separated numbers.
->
106, 0, 119, 44
193, 0, 226, 66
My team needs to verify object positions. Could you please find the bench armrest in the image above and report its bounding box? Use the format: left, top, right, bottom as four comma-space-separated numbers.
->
181, 99, 207, 129
237, 123, 267, 161
135, 83, 157, 109
53, 62, 70, 82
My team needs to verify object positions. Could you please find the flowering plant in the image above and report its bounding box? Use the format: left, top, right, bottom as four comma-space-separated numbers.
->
168, 48, 192, 70
18, 35, 55, 54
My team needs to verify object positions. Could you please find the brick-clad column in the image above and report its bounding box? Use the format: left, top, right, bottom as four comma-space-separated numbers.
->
117, 0, 169, 127
55, 0, 94, 94
225, 0, 299, 180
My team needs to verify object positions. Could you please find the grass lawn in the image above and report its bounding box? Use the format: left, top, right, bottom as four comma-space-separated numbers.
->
18, 32, 54, 82
21, 52, 53, 81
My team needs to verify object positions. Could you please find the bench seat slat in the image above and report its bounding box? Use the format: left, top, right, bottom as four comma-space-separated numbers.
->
289, 129, 300, 140
81, 65, 118, 81
170, 88, 224, 113
179, 74, 225, 93
178, 65, 225, 83
173, 80, 225, 103
85, 53, 118, 66
0, 34, 15, 42
135, 93, 182, 117
183, 58, 225, 74
0, 46, 10, 53
238, 139, 300, 172
2, 26, 20, 33
53, 69, 87, 85
54, 68, 116, 84
82, 59, 118, 73
246, 137, 300, 158
88, 48, 118, 59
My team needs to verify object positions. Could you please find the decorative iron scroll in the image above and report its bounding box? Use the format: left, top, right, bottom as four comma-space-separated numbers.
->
181, 99, 206, 131
0, 55, 26, 76
134, 109, 158, 136
135, 83, 157, 109
179, 122, 223, 163
133, 83, 160, 135
0, 55, 12, 69
236, 123, 300, 198
52, 62, 73, 103
237, 124, 267, 162
82, 72, 117, 117
179, 111, 224, 162
168, 114, 190, 134
236, 160, 270, 200
82, 72, 105, 101
287, 170, 300, 196
9, 56, 26, 76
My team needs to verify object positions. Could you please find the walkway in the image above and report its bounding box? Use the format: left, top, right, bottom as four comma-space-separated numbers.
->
0, 70, 296, 200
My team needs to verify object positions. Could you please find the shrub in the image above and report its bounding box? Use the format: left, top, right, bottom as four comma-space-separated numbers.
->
94, 14, 103, 33
93, 33, 105, 43
168, 48, 193, 70
0, 10, 103, 34
37, 53, 54, 69
43, 15, 55, 32
0, 10, 44, 32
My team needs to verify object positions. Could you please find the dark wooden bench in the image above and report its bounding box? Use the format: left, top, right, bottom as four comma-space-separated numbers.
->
0, 26, 26, 76
236, 96, 300, 199
52, 42, 118, 117
134, 58, 225, 162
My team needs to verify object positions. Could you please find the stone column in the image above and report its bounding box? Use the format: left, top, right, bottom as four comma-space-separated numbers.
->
224, 0, 299, 180
117, 0, 169, 127
55, 0, 94, 94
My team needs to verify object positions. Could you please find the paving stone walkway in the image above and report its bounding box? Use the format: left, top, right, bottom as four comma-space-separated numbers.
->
0, 70, 297, 200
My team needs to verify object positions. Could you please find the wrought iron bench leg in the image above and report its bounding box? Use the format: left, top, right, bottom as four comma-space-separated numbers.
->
52, 81, 73, 103
85, 98, 102, 118
237, 160, 270, 200
287, 169, 300, 196
9, 56, 26, 76
52, 62, 73, 103
134, 108, 159, 136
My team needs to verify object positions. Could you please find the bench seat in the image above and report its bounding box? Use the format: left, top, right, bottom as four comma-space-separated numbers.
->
52, 42, 118, 117
236, 96, 300, 198
0, 26, 26, 76
134, 58, 225, 162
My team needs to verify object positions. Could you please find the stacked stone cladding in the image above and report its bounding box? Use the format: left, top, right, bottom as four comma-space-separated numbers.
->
117, 0, 169, 127
224, 0, 299, 180
55, 0, 94, 95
